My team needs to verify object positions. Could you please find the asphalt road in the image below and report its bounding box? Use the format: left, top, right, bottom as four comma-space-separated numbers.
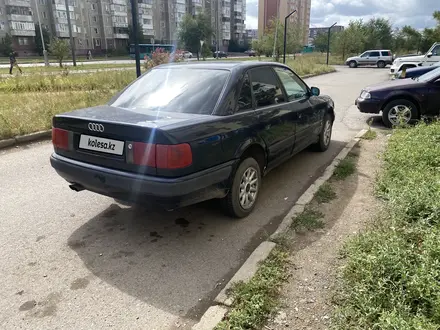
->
0, 67, 389, 330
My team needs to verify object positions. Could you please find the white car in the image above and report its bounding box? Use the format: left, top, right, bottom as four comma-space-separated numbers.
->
183, 51, 193, 59
390, 42, 440, 76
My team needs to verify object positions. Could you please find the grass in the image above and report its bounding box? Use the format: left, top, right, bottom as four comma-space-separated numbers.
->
362, 129, 377, 140
0, 63, 136, 75
0, 90, 115, 139
292, 208, 325, 231
333, 156, 357, 180
315, 183, 337, 204
332, 121, 440, 329
214, 247, 290, 330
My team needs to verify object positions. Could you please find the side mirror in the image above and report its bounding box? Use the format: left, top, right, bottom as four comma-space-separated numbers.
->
427, 52, 433, 58
310, 87, 320, 96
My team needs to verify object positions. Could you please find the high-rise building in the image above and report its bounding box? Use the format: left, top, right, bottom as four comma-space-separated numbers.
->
258, 0, 311, 46
0, 0, 244, 55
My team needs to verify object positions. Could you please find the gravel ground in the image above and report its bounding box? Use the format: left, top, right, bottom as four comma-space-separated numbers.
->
266, 132, 388, 330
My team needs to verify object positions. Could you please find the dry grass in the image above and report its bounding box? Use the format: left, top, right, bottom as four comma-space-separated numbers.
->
0, 90, 115, 139
0, 63, 136, 75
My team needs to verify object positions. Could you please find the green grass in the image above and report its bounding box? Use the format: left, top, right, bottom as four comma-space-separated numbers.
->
315, 183, 337, 204
0, 63, 135, 74
214, 247, 290, 330
332, 121, 440, 329
333, 156, 357, 180
292, 208, 325, 230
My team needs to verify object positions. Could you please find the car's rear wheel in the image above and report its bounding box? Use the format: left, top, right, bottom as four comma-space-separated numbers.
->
349, 61, 357, 68
223, 158, 261, 218
312, 113, 333, 152
377, 61, 386, 68
382, 99, 418, 128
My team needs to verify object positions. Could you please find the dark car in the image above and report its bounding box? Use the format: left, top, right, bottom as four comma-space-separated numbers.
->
356, 66, 440, 128
213, 51, 228, 58
50, 62, 335, 218
395, 61, 440, 79
245, 50, 257, 57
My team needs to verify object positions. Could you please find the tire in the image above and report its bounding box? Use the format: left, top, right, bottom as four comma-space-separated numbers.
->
349, 61, 357, 68
377, 61, 386, 68
312, 113, 333, 152
223, 158, 261, 218
382, 99, 418, 128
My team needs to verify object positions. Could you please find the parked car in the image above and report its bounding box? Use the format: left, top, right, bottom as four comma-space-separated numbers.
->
346, 50, 393, 68
50, 62, 335, 218
244, 50, 256, 57
213, 51, 228, 58
390, 42, 440, 75
394, 61, 440, 79
355, 66, 440, 128
183, 51, 193, 59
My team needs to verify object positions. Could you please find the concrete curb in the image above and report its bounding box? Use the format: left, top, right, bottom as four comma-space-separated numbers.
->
191, 128, 368, 330
0, 130, 51, 151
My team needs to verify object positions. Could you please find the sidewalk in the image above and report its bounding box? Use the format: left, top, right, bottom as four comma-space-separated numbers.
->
266, 132, 387, 329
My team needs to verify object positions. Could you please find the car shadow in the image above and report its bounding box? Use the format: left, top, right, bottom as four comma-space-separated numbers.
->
67, 139, 348, 320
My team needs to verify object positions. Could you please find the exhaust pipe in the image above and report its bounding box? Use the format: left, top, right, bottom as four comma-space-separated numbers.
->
69, 183, 85, 192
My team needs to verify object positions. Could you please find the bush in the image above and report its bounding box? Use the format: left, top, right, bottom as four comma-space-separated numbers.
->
144, 48, 184, 70
333, 121, 440, 329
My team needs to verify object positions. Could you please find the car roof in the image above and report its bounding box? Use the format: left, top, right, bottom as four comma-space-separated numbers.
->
154, 61, 288, 71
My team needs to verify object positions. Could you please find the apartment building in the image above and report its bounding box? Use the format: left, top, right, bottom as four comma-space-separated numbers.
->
258, 0, 311, 46
0, 0, 244, 55
308, 25, 344, 46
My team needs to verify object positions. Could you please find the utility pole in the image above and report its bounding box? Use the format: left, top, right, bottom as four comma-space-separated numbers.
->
216, 0, 219, 58
130, 0, 141, 77
34, 0, 49, 66
64, 0, 76, 66
272, 0, 279, 58
326, 22, 337, 65
283, 10, 296, 64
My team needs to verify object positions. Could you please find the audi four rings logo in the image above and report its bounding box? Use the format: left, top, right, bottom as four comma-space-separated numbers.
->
88, 123, 104, 132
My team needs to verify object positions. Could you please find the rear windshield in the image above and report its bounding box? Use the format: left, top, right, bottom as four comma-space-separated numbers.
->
110, 67, 230, 115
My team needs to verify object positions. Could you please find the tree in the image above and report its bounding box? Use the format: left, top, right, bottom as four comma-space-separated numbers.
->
362, 18, 394, 49
334, 20, 365, 59
0, 33, 13, 57
178, 11, 213, 60
259, 19, 303, 61
313, 32, 328, 52
34, 24, 50, 56
49, 38, 70, 67
201, 42, 211, 60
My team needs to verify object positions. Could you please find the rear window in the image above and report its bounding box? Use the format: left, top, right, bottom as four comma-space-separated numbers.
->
110, 68, 230, 115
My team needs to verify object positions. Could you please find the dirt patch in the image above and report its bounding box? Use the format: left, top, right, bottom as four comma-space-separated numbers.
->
266, 133, 387, 330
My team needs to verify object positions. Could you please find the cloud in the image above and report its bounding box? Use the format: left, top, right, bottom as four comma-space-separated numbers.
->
244, 0, 439, 30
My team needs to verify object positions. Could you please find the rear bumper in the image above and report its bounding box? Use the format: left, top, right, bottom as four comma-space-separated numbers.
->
50, 153, 234, 209
355, 97, 382, 114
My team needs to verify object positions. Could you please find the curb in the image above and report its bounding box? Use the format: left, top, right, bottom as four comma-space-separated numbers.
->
0, 130, 51, 151
301, 69, 337, 79
191, 128, 368, 330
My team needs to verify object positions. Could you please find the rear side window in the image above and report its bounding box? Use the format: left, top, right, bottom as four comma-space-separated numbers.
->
249, 67, 285, 108
369, 51, 380, 57
110, 68, 230, 115
237, 73, 253, 112
381, 51, 391, 56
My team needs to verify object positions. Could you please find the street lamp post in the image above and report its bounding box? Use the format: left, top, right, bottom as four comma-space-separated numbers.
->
64, 0, 76, 66
326, 22, 337, 65
34, 0, 49, 66
130, 0, 141, 77
283, 10, 297, 64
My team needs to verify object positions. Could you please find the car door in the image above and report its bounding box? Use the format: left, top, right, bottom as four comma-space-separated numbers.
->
426, 78, 440, 116
427, 44, 440, 65
273, 66, 324, 154
368, 51, 380, 65
248, 66, 297, 168
358, 51, 370, 65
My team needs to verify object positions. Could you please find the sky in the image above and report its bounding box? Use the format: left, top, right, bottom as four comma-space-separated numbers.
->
245, 0, 440, 30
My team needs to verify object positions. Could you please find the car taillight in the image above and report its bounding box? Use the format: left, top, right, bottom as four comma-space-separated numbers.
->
131, 142, 192, 169
156, 144, 192, 169
132, 142, 156, 167
52, 127, 69, 150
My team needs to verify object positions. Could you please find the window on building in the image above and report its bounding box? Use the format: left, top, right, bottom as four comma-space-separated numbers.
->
18, 37, 29, 45
43, 11, 46, 18
92, 4, 96, 10
94, 38, 101, 47
94, 28, 98, 34
93, 16, 97, 22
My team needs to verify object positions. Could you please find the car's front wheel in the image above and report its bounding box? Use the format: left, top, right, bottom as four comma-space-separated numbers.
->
312, 113, 333, 152
223, 158, 261, 218
382, 99, 418, 128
